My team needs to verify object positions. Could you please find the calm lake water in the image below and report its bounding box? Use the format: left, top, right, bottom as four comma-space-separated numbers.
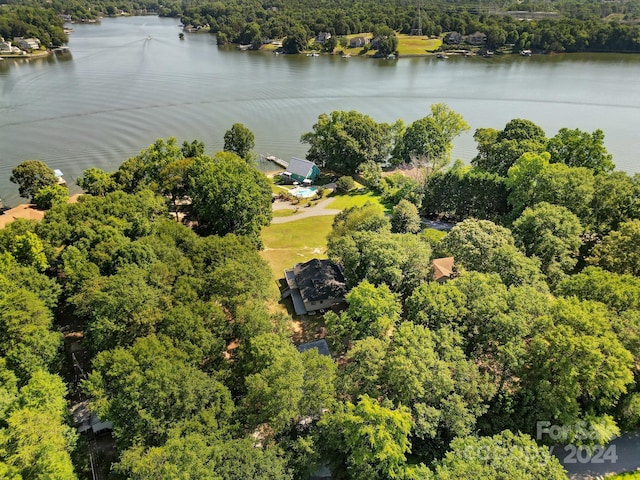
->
1, 15, 640, 206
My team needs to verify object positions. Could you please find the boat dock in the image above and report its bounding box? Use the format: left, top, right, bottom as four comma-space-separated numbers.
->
262, 154, 289, 168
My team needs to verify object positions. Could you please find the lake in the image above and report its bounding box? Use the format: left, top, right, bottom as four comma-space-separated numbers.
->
1, 15, 639, 207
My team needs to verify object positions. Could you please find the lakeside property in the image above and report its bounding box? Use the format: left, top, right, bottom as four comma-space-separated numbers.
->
2, 15, 640, 208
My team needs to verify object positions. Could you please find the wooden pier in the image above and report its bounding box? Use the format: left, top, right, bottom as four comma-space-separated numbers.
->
262, 154, 289, 169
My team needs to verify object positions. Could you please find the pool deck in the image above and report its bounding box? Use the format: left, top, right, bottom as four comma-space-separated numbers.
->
290, 186, 318, 198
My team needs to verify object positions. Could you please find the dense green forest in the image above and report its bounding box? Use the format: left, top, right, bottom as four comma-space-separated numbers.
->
177, 0, 640, 52
2, 0, 640, 52
0, 5, 66, 47
1, 109, 640, 478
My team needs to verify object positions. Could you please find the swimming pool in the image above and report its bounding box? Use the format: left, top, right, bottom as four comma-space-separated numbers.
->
291, 186, 318, 198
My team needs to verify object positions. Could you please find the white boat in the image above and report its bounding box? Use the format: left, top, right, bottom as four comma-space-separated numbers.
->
436, 52, 448, 59
306, 51, 319, 57
520, 49, 532, 56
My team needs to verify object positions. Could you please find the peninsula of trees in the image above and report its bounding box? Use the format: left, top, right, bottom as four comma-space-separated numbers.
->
1, 108, 640, 478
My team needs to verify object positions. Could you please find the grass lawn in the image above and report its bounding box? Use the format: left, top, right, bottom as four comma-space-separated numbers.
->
327, 189, 390, 213
272, 209, 298, 218
261, 188, 388, 280
397, 34, 442, 55
260, 215, 335, 281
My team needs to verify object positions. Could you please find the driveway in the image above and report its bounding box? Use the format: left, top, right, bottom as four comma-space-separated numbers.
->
554, 430, 640, 479
271, 196, 341, 224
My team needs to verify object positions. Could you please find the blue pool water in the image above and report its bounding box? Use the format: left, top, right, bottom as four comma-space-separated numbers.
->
291, 187, 318, 198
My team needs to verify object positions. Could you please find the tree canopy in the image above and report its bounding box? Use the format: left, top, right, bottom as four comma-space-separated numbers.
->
301, 110, 394, 174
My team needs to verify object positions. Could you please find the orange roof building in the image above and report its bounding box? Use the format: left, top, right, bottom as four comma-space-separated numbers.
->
431, 257, 455, 283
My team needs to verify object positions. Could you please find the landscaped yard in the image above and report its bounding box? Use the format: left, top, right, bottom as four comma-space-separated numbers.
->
260, 215, 335, 281
327, 189, 390, 212
261, 187, 389, 280
260, 33, 442, 57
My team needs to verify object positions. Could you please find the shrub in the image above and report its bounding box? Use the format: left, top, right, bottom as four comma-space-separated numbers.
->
335, 176, 355, 193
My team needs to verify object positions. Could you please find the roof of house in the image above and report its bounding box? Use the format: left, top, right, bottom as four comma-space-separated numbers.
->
296, 339, 332, 357
293, 258, 347, 303
287, 157, 317, 178
431, 257, 455, 282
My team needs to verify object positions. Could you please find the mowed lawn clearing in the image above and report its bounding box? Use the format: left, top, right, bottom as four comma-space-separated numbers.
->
260, 215, 335, 281
327, 189, 390, 213
397, 34, 442, 56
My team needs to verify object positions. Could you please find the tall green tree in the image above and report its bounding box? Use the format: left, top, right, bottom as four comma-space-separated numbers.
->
372, 25, 398, 56
390, 199, 422, 234
0, 290, 62, 382
512, 202, 583, 284
329, 231, 432, 296
10, 160, 57, 201
0, 371, 77, 480
328, 203, 390, 242
283, 25, 307, 53
589, 219, 640, 275
437, 219, 516, 273
239, 333, 336, 435
33, 184, 68, 210
318, 395, 427, 480
590, 171, 640, 233
325, 280, 401, 350
84, 335, 234, 449
301, 110, 393, 174
547, 127, 614, 174
396, 104, 469, 174
433, 431, 567, 479
115, 137, 184, 193
188, 152, 272, 245
76, 168, 117, 196
223, 123, 256, 162
472, 119, 547, 176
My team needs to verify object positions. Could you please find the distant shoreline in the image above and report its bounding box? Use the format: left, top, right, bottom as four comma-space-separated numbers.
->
0, 50, 51, 60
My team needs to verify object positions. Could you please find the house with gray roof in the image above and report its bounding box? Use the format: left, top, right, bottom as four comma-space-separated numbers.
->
281, 157, 321, 184
349, 36, 369, 48
283, 258, 348, 315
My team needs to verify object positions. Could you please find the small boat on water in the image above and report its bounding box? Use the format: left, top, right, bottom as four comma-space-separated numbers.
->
306, 51, 319, 57
436, 52, 448, 59
520, 49, 532, 56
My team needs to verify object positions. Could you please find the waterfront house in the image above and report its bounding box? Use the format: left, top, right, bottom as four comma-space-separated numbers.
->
16, 37, 40, 51
465, 31, 487, 45
0, 38, 13, 53
444, 31, 463, 44
315, 32, 332, 44
280, 157, 320, 184
349, 36, 369, 48
283, 259, 348, 315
